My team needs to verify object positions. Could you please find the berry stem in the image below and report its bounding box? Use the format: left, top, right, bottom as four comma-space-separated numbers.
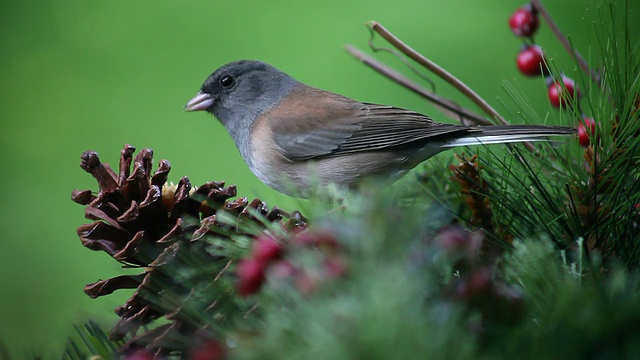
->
344, 45, 492, 126
530, 0, 600, 86
366, 21, 510, 126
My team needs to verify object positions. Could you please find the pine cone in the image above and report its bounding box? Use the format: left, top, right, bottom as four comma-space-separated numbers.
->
72, 145, 306, 356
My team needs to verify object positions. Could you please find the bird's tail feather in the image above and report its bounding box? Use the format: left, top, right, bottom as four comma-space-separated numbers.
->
442, 125, 576, 148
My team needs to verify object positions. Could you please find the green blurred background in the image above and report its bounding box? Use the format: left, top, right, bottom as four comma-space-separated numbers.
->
0, 0, 631, 356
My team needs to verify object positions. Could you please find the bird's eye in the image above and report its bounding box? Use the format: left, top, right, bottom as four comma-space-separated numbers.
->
219, 75, 234, 88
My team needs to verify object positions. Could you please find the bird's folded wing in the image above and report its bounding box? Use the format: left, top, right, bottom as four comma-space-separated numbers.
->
270, 87, 473, 161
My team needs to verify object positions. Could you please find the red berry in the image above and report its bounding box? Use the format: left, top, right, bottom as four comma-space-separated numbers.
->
548, 76, 580, 108
122, 350, 155, 360
577, 117, 596, 146
516, 45, 547, 76
509, 4, 539, 37
252, 235, 282, 263
455, 267, 493, 300
190, 339, 226, 360
436, 226, 468, 255
436, 226, 482, 259
236, 258, 265, 296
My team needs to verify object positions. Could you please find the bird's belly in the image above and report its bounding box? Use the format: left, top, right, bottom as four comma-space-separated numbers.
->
250, 148, 414, 196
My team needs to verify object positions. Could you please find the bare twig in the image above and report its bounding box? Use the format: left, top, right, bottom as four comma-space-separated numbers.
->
530, 0, 600, 85
344, 45, 492, 126
365, 36, 437, 93
366, 21, 510, 126
364, 21, 537, 152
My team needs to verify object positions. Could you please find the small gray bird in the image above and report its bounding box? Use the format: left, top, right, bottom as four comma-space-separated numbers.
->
185, 60, 575, 197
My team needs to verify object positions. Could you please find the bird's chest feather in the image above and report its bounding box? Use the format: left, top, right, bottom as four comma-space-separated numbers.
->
248, 114, 308, 193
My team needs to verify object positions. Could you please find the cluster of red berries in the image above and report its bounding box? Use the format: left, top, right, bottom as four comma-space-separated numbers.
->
236, 234, 284, 296
236, 231, 347, 297
509, 2, 595, 147
510, 4, 546, 77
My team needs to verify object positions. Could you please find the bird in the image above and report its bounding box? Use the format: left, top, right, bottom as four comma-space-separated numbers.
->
184, 60, 575, 197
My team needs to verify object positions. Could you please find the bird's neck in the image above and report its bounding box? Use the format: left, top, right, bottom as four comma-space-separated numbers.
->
222, 112, 255, 166
218, 74, 298, 168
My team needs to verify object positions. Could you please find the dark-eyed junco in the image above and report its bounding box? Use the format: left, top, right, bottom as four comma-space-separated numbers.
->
185, 60, 575, 197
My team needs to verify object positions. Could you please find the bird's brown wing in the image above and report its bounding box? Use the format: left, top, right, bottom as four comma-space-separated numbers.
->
269, 86, 474, 161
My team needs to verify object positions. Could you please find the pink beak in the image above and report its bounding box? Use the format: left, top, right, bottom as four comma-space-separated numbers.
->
184, 91, 215, 111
